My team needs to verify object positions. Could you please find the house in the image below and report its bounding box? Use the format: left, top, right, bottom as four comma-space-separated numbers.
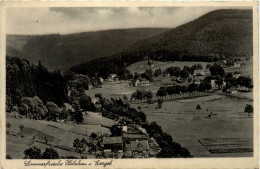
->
88, 84, 93, 90
99, 77, 104, 83
194, 69, 206, 76
233, 73, 241, 79
101, 136, 123, 153
131, 79, 141, 87
91, 97, 99, 104
210, 80, 218, 90
193, 76, 204, 85
238, 85, 249, 92
140, 79, 150, 86
147, 60, 154, 67
233, 61, 241, 68
228, 86, 238, 94
129, 140, 150, 158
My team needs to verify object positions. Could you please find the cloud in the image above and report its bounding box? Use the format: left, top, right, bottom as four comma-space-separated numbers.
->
6, 7, 251, 35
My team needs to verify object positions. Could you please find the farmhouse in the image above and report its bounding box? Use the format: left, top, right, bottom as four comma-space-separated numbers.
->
101, 136, 123, 153
238, 85, 249, 92
210, 80, 218, 90
140, 79, 150, 86
128, 140, 150, 158
194, 69, 206, 76
233, 61, 241, 68
228, 86, 238, 94
131, 79, 141, 87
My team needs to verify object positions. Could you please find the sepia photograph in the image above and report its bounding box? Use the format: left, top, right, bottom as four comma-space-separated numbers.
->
2, 3, 258, 168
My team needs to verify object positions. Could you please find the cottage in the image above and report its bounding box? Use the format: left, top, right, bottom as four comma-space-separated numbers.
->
129, 140, 150, 158
193, 76, 204, 85
194, 69, 206, 76
210, 80, 218, 90
131, 79, 141, 87
88, 84, 93, 90
233, 61, 241, 68
140, 79, 150, 86
238, 85, 249, 92
228, 86, 238, 94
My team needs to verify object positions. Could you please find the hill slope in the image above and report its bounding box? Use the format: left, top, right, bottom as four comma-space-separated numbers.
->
69, 9, 253, 77
7, 28, 170, 71
132, 9, 252, 60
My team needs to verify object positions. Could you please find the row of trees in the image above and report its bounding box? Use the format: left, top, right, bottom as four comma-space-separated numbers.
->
23, 147, 59, 159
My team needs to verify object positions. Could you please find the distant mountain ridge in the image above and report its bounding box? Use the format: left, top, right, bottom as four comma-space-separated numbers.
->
69, 9, 253, 78
7, 28, 170, 71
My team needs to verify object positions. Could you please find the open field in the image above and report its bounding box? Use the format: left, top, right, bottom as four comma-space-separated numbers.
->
6, 112, 115, 159
126, 61, 211, 74
85, 81, 160, 99
130, 95, 253, 157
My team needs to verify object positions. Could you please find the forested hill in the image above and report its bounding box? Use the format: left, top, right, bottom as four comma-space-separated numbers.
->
6, 56, 66, 107
7, 28, 170, 71
69, 9, 253, 78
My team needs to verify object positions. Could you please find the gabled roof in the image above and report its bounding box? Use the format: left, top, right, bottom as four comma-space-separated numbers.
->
130, 140, 149, 151
103, 136, 122, 144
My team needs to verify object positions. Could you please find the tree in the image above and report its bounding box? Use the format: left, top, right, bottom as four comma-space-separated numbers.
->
154, 68, 162, 77
90, 132, 97, 140
196, 104, 201, 113
73, 138, 86, 154
188, 84, 198, 93
198, 80, 212, 91
110, 125, 122, 136
79, 94, 94, 111
156, 87, 167, 97
206, 64, 212, 69
237, 76, 253, 88
180, 69, 189, 79
209, 63, 225, 77
19, 124, 25, 137
244, 104, 253, 118
42, 148, 59, 159
123, 95, 128, 102
146, 90, 153, 104
46, 102, 59, 121
24, 146, 42, 159
157, 99, 163, 109
6, 123, 11, 134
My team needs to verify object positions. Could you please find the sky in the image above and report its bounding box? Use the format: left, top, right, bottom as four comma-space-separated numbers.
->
7, 7, 251, 35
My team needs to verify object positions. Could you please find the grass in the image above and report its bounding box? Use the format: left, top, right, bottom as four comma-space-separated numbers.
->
130, 95, 253, 157
6, 111, 115, 159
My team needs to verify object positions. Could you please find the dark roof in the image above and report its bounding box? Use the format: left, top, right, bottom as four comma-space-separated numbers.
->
103, 136, 122, 144
130, 140, 149, 151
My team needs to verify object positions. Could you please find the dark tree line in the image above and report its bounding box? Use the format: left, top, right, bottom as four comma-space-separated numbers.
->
6, 56, 66, 108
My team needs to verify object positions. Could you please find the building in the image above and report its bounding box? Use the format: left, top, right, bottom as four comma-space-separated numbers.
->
129, 140, 150, 158
193, 76, 204, 85
88, 84, 93, 90
131, 79, 141, 87
233, 73, 241, 79
229, 86, 238, 93
194, 69, 206, 76
238, 85, 249, 92
140, 79, 150, 86
101, 136, 123, 153
233, 61, 241, 68
210, 80, 218, 90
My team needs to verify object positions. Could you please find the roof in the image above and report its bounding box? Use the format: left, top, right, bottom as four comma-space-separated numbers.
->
130, 140, 149, 151
103, 136, 122, 144
123, 133, 148, 139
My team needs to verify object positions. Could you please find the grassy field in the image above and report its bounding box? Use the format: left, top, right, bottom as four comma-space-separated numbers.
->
6, 112, 115, 159
130, 95, 253, 157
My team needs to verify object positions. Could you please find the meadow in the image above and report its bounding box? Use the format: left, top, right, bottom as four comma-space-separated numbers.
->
6, 112, 115, 159
130, 95, 253, 157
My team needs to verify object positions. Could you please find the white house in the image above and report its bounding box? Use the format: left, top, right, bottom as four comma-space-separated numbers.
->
194, 69, 206, 76
233, 61, 241, 68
